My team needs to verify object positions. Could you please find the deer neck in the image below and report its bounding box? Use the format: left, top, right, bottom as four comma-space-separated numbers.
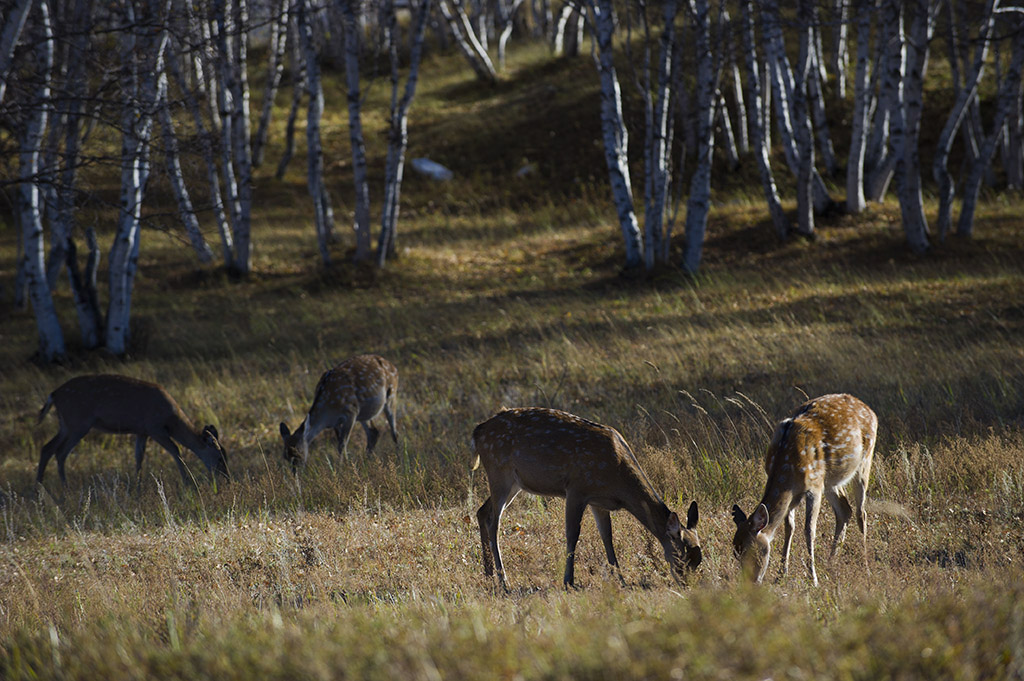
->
624, 489, 672, 542
166, 411, 202, 450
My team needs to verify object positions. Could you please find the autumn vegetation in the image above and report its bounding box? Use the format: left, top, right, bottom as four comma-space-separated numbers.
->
1, 35, 1024, 681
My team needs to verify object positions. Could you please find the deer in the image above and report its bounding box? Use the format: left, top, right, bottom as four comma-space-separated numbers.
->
279, 354, 399, 471
37, 374, 229, 488
731, 393, 877, 586
471, 407, 702, 590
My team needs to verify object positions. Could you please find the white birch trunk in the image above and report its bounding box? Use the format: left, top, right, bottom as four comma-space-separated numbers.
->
740, 0, 789, 239
934, 0, 995, 238
760, 0, 834, 215
337, 0, 372, 261
497, 0, 523, 70
0, 0, 34, 106
830, 0, 848, 99
20, 0, 65, 361
167, 49, 234, 267
157, 69, 214, 264
275, 19, 305, 181
643, 0, 678, 270
107, 7, 166, 355
252, 0, 289, 168
893, 0, 930, 253
589, 0, 642, 269
297, 0, 331, 265
1006, 80, 1023, 190
792, 0, 815, 237
807, 40, 837, 177
230, 0, 254, 273
682, 0, 715, 274
439, 0, 497, 82
552, 1, 573, 56
846, 0, 872, 213
377, 0, 432, 267
956, 18, 1024, 238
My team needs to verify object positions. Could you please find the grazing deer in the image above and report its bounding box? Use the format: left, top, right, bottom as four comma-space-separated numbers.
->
731, 393, 877, 586
37, 374, 229, 487
471, 407, 701, 590
279, 354, 399, 470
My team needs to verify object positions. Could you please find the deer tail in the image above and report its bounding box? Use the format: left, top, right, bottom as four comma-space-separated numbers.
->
37, 394, 54, 424
469, 422, 486, 471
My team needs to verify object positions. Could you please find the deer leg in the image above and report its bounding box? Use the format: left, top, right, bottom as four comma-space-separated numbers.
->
850, 472, 870, 570
805, 490, 824, 586
476, 496, 495, 576
152, 431, 193, 488
37, 427, 70, 484
780, 506, 797, 576
590, 506, 623, 585
383, 393, 399, 444
53, 427, 89, 487
333, 415, 355, 462
826, 488, 853, 558
134, 435, 148, 477
487, 482, 520, 591
360, 420, 381, 453
563, 495, 587, 588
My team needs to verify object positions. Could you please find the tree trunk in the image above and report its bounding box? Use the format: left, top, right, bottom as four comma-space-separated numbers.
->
682, 0, 715, 274
439, 0, 497, 82
643, 0, 679, 270
107, 6, 166, 355
740, 0, 789, 239
792, 0, 815, 237
0, 0, 34, 106
297, 0, 332, 265
885, 0, 929, 253
377, 0, 432, 267
20, 0, 66, 362
956, 17, 1024, 238
275, 18, 305, 181
252, 0, 289, 167
934, 0, 995, 238
846, 0, 872, 213
830, 0, 849, 99
338, 0, 372, 261
589, 0, 643, 269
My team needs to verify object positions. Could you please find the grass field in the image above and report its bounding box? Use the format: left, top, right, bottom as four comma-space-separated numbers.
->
2, 41, 1024, 680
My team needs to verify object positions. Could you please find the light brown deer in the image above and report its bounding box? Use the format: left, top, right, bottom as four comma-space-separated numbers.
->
731, 393, 877, 586
37, 374, 229, 487
279, 354, 399, 470
471, 407, 701, 590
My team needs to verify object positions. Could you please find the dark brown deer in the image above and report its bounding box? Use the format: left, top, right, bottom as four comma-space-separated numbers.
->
731, 393, 877, 585
37, 374, 229, 487
472, 407, 701, 589
280, 354, 399, 470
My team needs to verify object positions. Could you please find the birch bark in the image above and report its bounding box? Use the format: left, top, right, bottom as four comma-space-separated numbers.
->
252, 0, 290, 167
338, 0, 372, 261
0, 0, 34, 105
20, 0, 66, 361
740, 0, 788, 239
377, 0, 432, 266
682, 0, 715, 274
589, 0, 642, 269
846, 0, 873, 213
297, 0, 332, 265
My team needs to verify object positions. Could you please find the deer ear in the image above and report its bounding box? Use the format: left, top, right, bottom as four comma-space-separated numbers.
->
686, 500, 699, 529
202, 425, 220, 444
750, 504, 769, 534
666, 511, 681, 535
280, 422, 290, 439
731, 504, 747, 527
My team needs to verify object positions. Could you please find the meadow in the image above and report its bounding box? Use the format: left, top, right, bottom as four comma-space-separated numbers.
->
2, 43, 1024, 680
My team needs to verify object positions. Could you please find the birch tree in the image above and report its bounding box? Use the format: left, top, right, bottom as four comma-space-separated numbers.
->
439, 0, 497, 82
589, 0, 642, 269
19, 0, 66, 361
740, 0, 789, 239
956, 14, 1024, 238
0, 0, 34, 106
337, 0, 372, 261
846, 0, 873, 213
377, 0, 432, 266
252, 0, 290, 168
681, 0, 715, 273
296, 0, 333, 265
791, 0, 815, 237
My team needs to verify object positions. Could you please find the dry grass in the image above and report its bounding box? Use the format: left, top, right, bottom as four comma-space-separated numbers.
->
2, 39, 1024, 680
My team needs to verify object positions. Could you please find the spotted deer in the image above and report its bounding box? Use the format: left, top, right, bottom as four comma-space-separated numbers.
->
279, 354, 399, 470
37, 374, 229, 487
471, 407, 702, 590
731, 393, 877, 586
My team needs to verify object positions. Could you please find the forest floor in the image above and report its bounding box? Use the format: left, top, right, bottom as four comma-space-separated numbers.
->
2, 41, 1024, 680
